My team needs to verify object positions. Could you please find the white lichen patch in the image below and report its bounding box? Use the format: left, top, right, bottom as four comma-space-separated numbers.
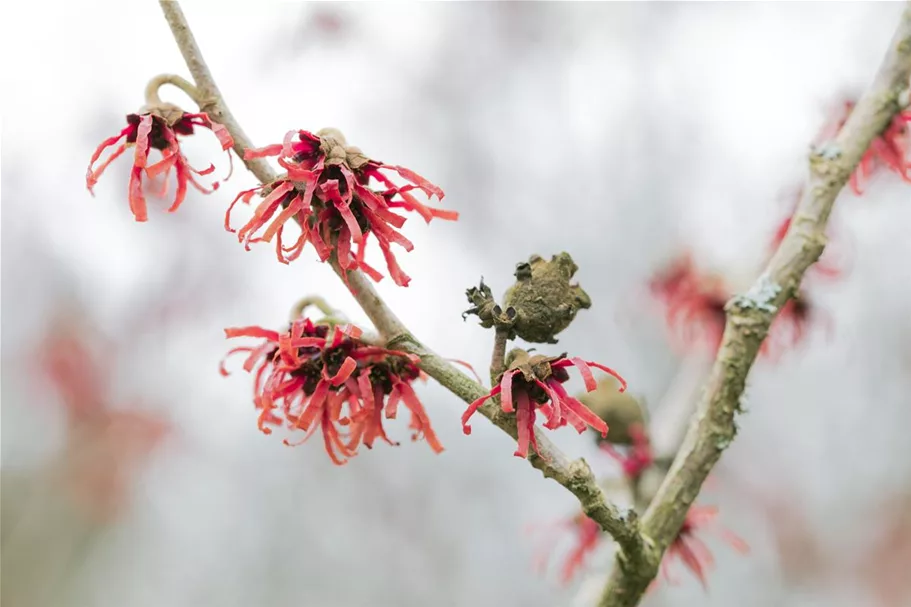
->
815, 142, 842, 160
730, 273, 781, 313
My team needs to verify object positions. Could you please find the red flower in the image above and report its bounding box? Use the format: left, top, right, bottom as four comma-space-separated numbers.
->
650, 253, 819, 359
87, 107, 234, 222
659, 505, 749, 589
600, 423, 654, 479
221, 316, 442, 464
649, 254, 728, 353
226, 128, 458, 285
461, 350, 627, 458
854, 109, 911, 193
815, 100, 911, 195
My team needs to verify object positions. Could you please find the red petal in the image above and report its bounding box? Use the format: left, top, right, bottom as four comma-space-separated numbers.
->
224, 326, 281, 341
461, 385, 500, 434
500, 369, 517, 413
244, 143, 283, 159
514, 396, 531, 458
397, 381, 443, 453
386, 164, 445, 200
585, 361, 628, 392
328, 356, 357, 386
569, 357, 597, 391
128, 165, 148, 222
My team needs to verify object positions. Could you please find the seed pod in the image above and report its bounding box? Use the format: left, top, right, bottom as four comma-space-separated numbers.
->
502, 253, 591, 344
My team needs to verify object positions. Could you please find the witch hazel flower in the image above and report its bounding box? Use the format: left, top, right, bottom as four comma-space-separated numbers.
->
814, 99, 911, 195
221, 314, 442, 464
226, 128, 458, 285
659, 504, 749, 590
461, 349, 627, 458
86, 93, 234, 222
649, 252, 820, 359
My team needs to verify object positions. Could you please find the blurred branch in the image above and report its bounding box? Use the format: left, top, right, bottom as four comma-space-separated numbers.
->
597, 5, 911, 606
158, 0, 646, 560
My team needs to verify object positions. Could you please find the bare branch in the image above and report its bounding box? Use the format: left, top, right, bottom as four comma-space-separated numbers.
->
158, 0, 647, 560
598, 6, 911, 606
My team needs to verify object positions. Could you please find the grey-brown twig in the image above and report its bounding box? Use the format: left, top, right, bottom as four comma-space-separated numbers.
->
597, 5, 911, 606
158, 0, 646, 560
489, 327, 509, 384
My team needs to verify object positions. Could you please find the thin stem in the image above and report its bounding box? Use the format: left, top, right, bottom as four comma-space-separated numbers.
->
289, 296, 337, 321
157, 0, 645, 557
489, 327, 509, 385
144, 73, 202, 107
598, 5, 911, 606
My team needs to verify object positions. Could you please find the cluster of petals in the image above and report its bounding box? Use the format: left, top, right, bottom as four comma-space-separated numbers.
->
660, 505, 750, 589
221, 316, 441, 464
86, 108, 234, 222
226, 128, 458, 286
461, 351, 627, 458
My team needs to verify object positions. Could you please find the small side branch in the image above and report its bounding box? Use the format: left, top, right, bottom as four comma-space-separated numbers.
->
597, 5, 911, 606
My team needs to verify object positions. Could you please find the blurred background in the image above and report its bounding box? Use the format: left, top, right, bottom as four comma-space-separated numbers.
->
2, 2, 911, 606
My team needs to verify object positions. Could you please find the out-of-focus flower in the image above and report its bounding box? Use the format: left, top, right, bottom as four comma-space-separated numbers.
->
649, 252, 822, 359
659, 505, 749, 589
532, 513, 604, 585
461, 348, 626, 458
222, 315, 442, 464
35, 318, 170, 522
87, 105, 233, 222
226, 128, 457, 285
814, 99, 911, 195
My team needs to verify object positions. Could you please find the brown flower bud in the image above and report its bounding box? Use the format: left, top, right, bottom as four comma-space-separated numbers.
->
502, 253, 591, 344
577, 377, 646, 445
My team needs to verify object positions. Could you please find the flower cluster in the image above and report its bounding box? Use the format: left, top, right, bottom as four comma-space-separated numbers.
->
221, 315, 442, 464
816, 100, 911, 195
87, 106, 234, 222
461, 349, 627, 458
661, 505, 750, 589
226, 128, 458, 285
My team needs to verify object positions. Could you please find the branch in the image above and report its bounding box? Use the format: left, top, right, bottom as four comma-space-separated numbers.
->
598, 6, 911, 606
158, 0, 647, 561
